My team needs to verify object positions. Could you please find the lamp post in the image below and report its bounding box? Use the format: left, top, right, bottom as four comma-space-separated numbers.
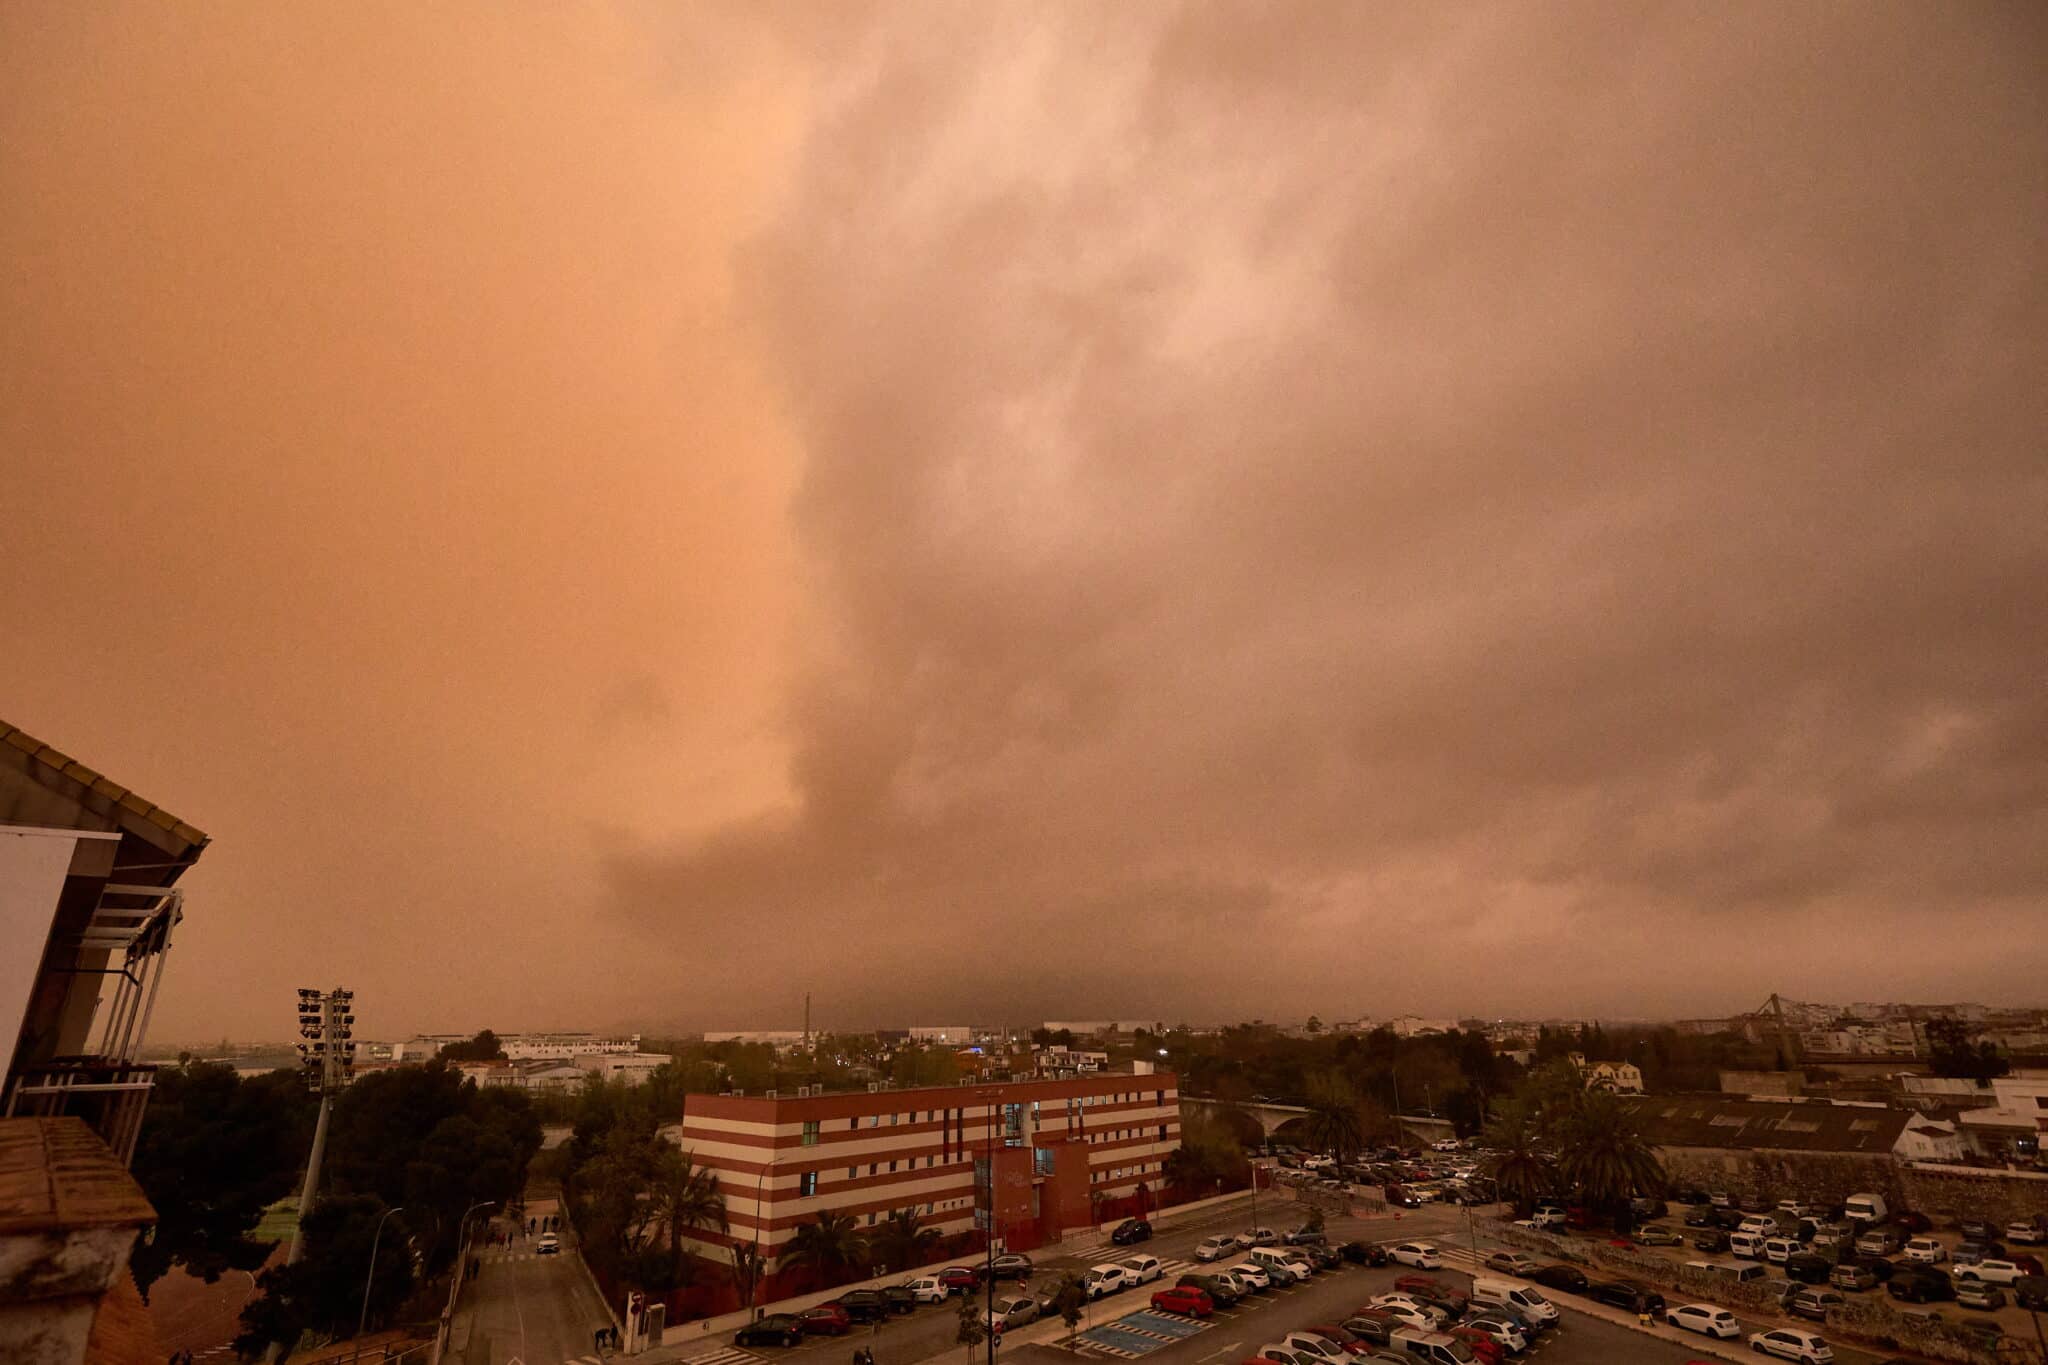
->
353, 1206, 405, 1364
456, 1200, 496, 1293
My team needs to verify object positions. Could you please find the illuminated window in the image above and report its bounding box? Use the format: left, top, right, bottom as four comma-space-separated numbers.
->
799, 1172, 818, 1197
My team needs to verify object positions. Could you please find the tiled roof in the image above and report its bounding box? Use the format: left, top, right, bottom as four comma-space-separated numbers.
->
0, 1117, 156, 1236
0, 719, 209, 852
1620, 1095, 1909, 1154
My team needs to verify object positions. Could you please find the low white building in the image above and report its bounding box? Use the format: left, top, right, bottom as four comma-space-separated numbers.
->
576, 1051, 668, 1082
1895, 1117, 1966, 1162
1569, 1053, 1644, 1093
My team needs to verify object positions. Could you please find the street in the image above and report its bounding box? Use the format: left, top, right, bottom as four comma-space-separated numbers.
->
456, 1212, 616, 1365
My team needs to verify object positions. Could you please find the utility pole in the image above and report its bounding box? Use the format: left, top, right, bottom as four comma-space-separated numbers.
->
288, 987, 357, 1264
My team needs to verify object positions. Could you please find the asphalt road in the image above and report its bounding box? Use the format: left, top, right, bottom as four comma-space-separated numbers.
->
457, 1216, 616, 1365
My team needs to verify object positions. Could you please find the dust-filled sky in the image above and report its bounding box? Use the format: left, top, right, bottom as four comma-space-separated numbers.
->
4, 4, 2044, 1044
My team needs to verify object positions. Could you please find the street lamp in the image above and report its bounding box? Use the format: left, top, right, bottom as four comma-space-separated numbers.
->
456, 1200, 496, 1289
353, 1205, 406, 1362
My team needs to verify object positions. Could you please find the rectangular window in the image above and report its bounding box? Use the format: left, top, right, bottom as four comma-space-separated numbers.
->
799, 1172, 818, 1197
1034, 1148, 1056, 1177
848, 1166, 857, 1180
867, 1211, 877, 1225
891, 1113, 899, 1125
801, 1120, 820, 1146
1159, 1124, 1167, 1141
889, 1160, 897, 1172
1156, 1090, 1165, 1105
869, 1163, 877, 1176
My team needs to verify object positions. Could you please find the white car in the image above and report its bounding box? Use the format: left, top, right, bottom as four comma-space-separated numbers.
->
1530, 1207, 1566, 1229
1903, 1237, 1946, 1263
1303, 1155, 1336, 1170
1277, 1332, 1347, 1361
1749, 1328, 1833, 1363
1955, 1258, 2027, 1285
1226, 1262, 1272, 1291
905, 1276, 948, 1304
1461, 1316, 1527, 1352
986, 1296, 1038, 1331
1081, 1264, 1132, 1299
1120, 1254, 1163, 1285
536, 1233, 559, 1255
1195, 1235, 1236, 1262
1666, 1303, 1740, 1339
1370, 1296, 1445, 1330
1432, 1139, 1462, 1152
1241, 1227, 1279, 1247
1739, 1215, 1776, 1237
1389, 1241, 1442, 1269
2007, 1219, 2046, 1245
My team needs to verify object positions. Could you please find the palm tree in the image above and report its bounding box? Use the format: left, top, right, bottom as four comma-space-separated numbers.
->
1479, 1098, 1552, 1216
652, 1149, 728, 1283
1555, 1088, 1663, 1227
729, 1241, 764, 1310
783, 1210, 869, 1291
873, 1207, 941, 1274
1302, 1071, 1365, 1165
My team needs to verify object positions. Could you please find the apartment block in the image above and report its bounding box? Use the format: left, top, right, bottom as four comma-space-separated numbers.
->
676, 1073, 1180, 1296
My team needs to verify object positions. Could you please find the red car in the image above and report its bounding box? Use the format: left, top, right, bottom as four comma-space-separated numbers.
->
1304, 1325, 1371, 1354
1447, 1327, 1504, 1364
1151, 1286, 1214, 1317
797, 1304, 851, 1335
938, 1266, 983, 1292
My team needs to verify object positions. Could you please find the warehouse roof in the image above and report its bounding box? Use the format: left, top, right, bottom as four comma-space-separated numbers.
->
1620, 1094, 1909, 1153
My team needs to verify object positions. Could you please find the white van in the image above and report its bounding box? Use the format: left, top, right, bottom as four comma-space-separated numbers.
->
1469, 1278, 1559, 1324
1249, 1247, 1313, 1283
1688, 1259, 1766, 1283
1763, 1237, 1798, 1264
1738, 1214, 1776, 1237
1730, 1231, 1767, 1259
1843, 1193, 1887, 1224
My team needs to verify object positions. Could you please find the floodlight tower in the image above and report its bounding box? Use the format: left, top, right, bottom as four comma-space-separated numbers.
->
287, 986, 358, 1265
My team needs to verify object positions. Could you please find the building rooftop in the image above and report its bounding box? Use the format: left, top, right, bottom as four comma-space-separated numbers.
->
1620, 1095, 1909, 1154
0, 719, 209, 860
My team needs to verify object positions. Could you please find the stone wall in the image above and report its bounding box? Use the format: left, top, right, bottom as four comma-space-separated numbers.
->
1899, 1162, 2048, 1227
1655, 1145, 1903, 1209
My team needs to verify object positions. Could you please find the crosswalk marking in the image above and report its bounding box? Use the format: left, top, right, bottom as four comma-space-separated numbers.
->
678, 1347, 767, 1365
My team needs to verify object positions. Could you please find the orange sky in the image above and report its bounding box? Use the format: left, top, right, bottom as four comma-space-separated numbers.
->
4, 5, 2044, 1041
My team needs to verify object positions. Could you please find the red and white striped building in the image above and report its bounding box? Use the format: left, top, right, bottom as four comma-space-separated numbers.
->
677, 1072, 1180, 1297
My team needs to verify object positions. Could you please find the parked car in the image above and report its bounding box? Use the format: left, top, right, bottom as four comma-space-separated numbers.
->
879, 1285, 917, 1314
990, 1253, 1034, 1281
1286, 1225, 1330, 1246
1444, 1326, 1505, 1364
1122, 1254, 1165, 1285
1227, 1261, 1273, 1291
1854, 1226, 1903, 1257
1082, 1264, 1134, 1299
1956, 1258, 2028, 1285
2007, 1217, 2048, 1246
734, 1314, 806, 1348
2013, 1274, 2048, 1311
1112, 1219, 1153, 1246
1367, 1297, 1443, 1331
1887, 1267, 1955, 1303
1585, 1280, 1664, 1315
903, 1276, 948, 1304
939, 1266, 984, 1293
1636, 1225, 1683, 1247
1749, 1327, 1834, 1362
1958, 1217, 1998, 1241
1179, 1272, 1243, 1307
1854, 1255, 1897, 1282
1788, 1289, 1844, 1322
1341, 1241, 1390, 1267
1893, 1211, 1932, 1234
1197, 1235, 1238, 1262
797, 1304, 852, 1336
1482, 1251, 1536, 1276
1692, 1229, 1731, 1253
1341, 1313, 1396, 1348
1303, 1324, 1372, 1356
1458, 1314, 1529, 1353
1277, 1331, 1349, 1363
1956, 1282, 2005, 1311
1784, 1254, 1833, 1285
1530, 1264, 1588, 1293
1151, 1285, 1213, 1317
1665, 1303, 1740, 1339
1953, 1240, 2004, 1266
1764, 1237, 1799, 1264
1683, 1206, 1716, 1227
986, 1296, 1039, 1331
1829, 1264, 1877, 1292
833, 1291, 890, 1324
1388, 1242, 1443, 1269
1903, 1236, 1946, 1263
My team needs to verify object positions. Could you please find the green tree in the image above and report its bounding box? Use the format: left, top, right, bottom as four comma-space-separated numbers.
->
652, 1148, 727, 1285
1479, 1098, 1552, 1216
1554, 1088, 1664, 1226
234, 1195, 416, 1359
1926, 1018, 2009, 1081
128, 1064, 315, 1300
782, 1210, 868, 1291
439, 1029, 506, 1061
873, 1207, 942, 1273
1302, 1070, 1365, 1164
1304, 1016, 1324, 1035
1052, 1270, 1086, 1331
957, 1290, 989, 1362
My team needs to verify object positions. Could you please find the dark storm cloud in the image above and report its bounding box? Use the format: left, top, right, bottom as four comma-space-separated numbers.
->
606, 3, 2048, 1023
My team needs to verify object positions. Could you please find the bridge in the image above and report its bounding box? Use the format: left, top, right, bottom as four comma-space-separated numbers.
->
1181, 1096, 1455, 1145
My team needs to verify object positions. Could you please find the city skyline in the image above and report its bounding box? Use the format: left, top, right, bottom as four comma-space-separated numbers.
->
6, 5, 2044, 1043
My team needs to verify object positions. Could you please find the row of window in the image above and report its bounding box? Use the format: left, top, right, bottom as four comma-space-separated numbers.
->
1093, 1160, 1162, 1184
793, 1091, 1172, 1146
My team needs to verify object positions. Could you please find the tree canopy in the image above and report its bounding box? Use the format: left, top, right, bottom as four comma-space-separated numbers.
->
438, 1029, 507, 1061
1926, 1017, 2009, 1080
234, 1194, 416, 1359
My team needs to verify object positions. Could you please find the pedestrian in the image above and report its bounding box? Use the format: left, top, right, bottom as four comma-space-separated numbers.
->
595, 1327, 607, 1355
